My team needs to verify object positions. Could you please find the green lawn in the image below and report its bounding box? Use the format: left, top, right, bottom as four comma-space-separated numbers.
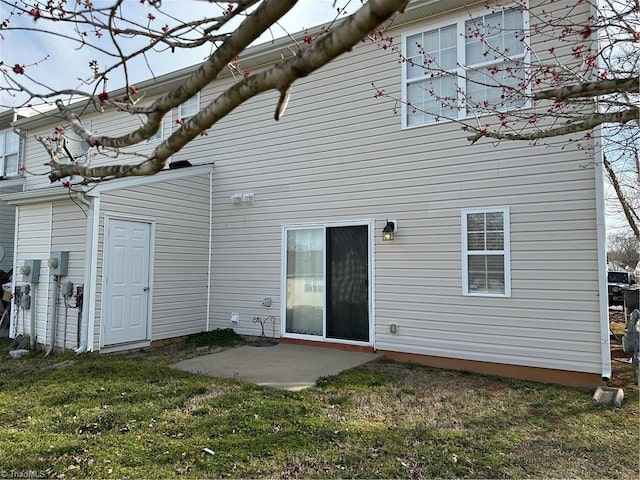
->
0, 336, 637, 479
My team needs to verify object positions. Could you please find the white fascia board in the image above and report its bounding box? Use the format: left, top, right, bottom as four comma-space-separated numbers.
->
0, 178, 26, 191
86, 163, 214, 196
0, 164, 213, 204
0, 187, 68, 205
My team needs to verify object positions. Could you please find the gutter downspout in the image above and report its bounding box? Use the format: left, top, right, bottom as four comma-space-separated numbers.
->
75, 193, 93, 354
10, 205, 19, 339
206, 165, 213, 331
590, 1, 611, 382
594, 125, 612, 382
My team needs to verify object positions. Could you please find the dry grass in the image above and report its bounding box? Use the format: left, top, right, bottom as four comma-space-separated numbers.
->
0, 332, 637, 478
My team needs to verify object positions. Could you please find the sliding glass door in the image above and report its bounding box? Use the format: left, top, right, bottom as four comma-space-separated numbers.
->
285, 228, 324, 336
326, 225, 369, 341
284, 223, 370, 343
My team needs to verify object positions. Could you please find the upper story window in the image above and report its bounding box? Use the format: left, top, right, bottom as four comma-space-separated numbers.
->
403, 7, 526, 127
461, 207, 511, 297
178, 93, 200, 120
0, 129, 20, 178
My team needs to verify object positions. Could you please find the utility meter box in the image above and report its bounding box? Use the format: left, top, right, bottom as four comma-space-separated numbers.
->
48, 251, 69, 276
20, 259, 41, 283
61, 281, 74, 298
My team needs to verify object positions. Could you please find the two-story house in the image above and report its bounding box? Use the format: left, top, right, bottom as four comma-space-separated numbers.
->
2, 0, 610, 386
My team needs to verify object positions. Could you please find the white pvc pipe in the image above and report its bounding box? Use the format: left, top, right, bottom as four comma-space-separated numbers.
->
75, 193, 93, 354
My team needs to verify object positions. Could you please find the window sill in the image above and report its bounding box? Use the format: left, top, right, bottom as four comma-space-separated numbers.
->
463, 292, 511, 298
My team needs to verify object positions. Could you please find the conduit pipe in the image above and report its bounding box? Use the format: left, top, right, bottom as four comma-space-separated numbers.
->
45, 275, 59, 357
29, 283, 36, 350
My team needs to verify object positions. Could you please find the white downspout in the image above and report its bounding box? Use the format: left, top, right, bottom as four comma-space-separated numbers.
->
594, 125, 611, 382
10, 205, 19, 338
590, 1, 611, 382
206, 165, 214, 331
75, 193, 93, 354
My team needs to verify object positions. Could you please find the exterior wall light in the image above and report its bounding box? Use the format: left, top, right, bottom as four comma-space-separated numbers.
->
382, 219, 397, 241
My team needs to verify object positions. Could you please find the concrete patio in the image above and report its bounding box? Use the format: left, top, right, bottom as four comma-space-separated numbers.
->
173, 343, 382, 391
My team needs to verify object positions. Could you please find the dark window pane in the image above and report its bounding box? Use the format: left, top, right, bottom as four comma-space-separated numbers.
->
467, 232, 485, 250
486, 232, 504, 250
486, 212, 504, 230
467, 213, 485, 231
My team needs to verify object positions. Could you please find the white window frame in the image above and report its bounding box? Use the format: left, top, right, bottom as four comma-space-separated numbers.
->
401, 5, 529, 129
0, 128, 21, 178
281, 220, 374, 346
177, 92, 200, 121
461, 207, 511, 297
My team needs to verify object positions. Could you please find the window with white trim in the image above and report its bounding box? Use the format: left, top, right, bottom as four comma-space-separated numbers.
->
404, 7, 526, 127
462, 207, 511, 296
0, 129, 20, 178
178, 93, 200, 120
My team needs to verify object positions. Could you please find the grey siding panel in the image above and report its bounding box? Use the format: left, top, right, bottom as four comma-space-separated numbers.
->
49, 200, 87, 350
0, 182, 22, 271
97, 172, 211, 344
0, 201, 16, 271
13, 200, 86, 350
15, 203, 52, 344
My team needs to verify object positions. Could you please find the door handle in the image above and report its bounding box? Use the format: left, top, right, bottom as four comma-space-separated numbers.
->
143, 287, 149, 291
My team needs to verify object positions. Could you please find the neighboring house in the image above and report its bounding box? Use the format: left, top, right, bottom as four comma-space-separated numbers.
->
0, 109, 25, 274
1, 0, 610, 386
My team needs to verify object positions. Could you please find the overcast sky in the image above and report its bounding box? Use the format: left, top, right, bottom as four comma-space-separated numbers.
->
1, 0, 347, 107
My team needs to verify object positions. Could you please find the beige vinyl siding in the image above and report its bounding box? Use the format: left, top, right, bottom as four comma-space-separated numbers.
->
14, 203, 52, 344
202, 9, 600, 373
97, 172, 211, 344
19, 98, 172, 191
48, 200, 87, 350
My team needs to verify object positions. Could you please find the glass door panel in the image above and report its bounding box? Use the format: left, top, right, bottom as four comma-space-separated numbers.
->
285, 228, 324, 336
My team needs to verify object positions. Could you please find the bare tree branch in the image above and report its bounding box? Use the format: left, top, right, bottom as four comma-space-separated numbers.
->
467, 107, 639, 143
534, 76, 640, 101
52, 0, 302, 153
48, 0, 410, 181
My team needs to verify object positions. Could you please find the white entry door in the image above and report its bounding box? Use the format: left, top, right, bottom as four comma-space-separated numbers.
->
103, 219, 152, 346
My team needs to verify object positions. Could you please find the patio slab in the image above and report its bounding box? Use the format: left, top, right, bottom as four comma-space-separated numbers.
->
173, 343, 382, 391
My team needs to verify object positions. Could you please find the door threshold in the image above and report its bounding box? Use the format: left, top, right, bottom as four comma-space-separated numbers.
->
279, 337, 374, 353
101, 340, 151, 353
